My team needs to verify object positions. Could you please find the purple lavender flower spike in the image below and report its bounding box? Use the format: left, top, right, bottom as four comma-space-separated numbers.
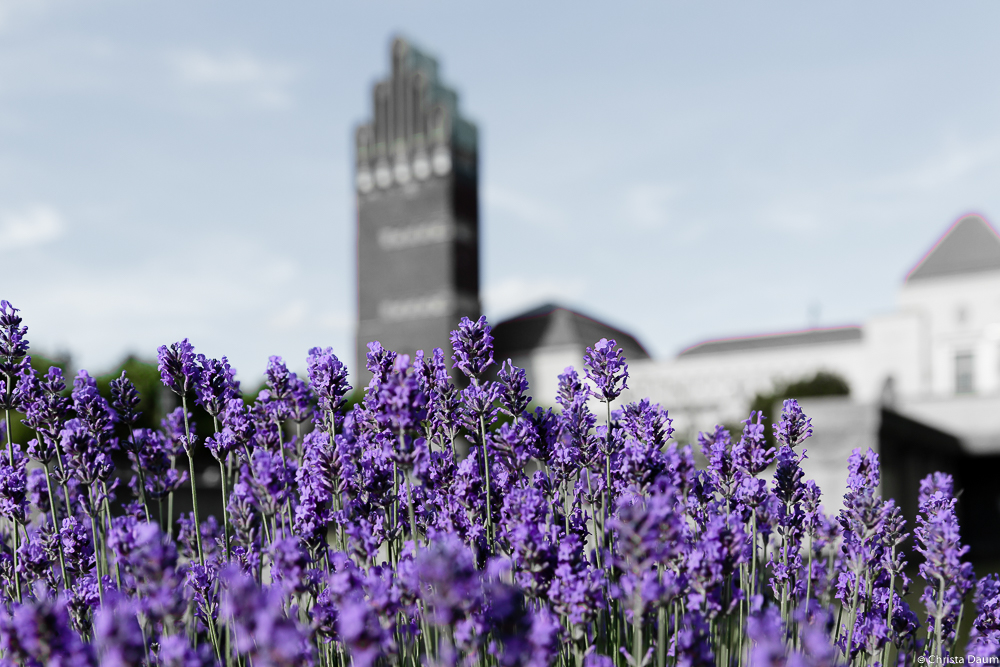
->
686, 513, 747, 617
248, 449, 288, 518
968, 574, 1000, 659
416, 534, 483, 627
287, 370, 314, 424
732, 411, 774, 476
210, 398, 254, 462
497, 360, 531, 418
584, 338, 628, 403
914, 471, 974, 658
158, 338, 200, 396
0, 301, 29, 359
609, 489, 684, 575
500, 487, 557, 597
845, 447, 879, 492
339, 597, 392, 667
527, 606, 562, 667
109, 371, 142, 427
674, 611, 715, 667
0, 588, 95, 666
775, 398, 813, 448
59, 418, 113, 488
18, 532, 53, 588
128, 428, 187, 501
551, 367, 596, 482
308, 346, 351, 425
194, 354, 239, 419
450, 315, 495, 380
94, 592, 145, 667
836, 448, 904, 661
259, 355, 295, 423
0, 453, 28, 525
161, 406, 196, 455
700, 426, 737, 501
772, 444, 806, 509
157, 634, 218, 667
0, 300, 31, 415
365, 341, 396, 384
226, 473, 259, 548
60, 516, 94, 578
220, 566, 315, 665
295, 430, 334, 550
270, 536, 312, 595
22, 366, 69, 461
71, 370, 117, 438
177, 513, 220, 561
747, 606, 788, 666
420, 347, 461, 447
26, 467, 49, 514
620, 399, 674, 449
377, 354, 429, 437
548, 534, 604, 626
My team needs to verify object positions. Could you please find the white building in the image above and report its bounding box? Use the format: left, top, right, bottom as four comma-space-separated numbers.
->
496, 214, 1000, 553
623, 213, 1000, 441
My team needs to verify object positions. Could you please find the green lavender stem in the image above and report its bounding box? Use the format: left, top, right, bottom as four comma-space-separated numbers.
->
4, 414, 22, 603
632, 596, 643, 667
213, 416, 232, 562
181, 394, 205, 566
43, 462, 69, 586
478, 414, 493, 549
126, 424, 152, 524
90, 513, 103, 605
219, 460, 231, 561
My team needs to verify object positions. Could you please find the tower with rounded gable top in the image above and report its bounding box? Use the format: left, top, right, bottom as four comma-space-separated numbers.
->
354, 36, 480, 382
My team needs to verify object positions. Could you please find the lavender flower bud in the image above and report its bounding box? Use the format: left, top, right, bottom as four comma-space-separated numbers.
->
308, 346, 351, 422
584, 338, 628, 403
0, 300, 30, 412
158, 339, 200, 396
194, 354, 239, 419
497, 361, 531, 418
774, 398, 812, 448
109, 371, 142, 427
732, 411, 773, 476
0, 455, 27, 524
968, 574, 1000, 658
450, 316, 495, 380
914, 471, 974, 651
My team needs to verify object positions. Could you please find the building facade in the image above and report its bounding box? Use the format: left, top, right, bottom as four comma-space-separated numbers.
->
623, 214, 1000, 440
354, 37, 480, 382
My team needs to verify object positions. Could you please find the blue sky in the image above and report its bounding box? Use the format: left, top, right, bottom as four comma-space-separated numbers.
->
3, 0, 1000, 383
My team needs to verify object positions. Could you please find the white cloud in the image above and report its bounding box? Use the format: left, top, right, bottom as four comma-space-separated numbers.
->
623, 183, 679, 229
168, 49, 297, 110
483, 275, 587, 321
484, 185, 566, 227
0, 204, 65, 251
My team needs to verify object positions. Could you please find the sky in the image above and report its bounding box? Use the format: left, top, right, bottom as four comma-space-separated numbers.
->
3, 0, 1000, 384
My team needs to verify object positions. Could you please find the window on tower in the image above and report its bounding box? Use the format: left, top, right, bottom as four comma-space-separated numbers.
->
956, 350, 974, 394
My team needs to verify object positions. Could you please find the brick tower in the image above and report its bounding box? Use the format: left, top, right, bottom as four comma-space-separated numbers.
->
354, 36, 480, 383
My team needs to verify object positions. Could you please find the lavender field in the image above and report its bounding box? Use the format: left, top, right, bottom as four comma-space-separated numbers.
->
0, 299, 996, 666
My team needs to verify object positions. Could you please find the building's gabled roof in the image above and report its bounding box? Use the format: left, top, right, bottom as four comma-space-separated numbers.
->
492, 303, 649, 363
677, 326, 862, 358
906, 214, 1000, 282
